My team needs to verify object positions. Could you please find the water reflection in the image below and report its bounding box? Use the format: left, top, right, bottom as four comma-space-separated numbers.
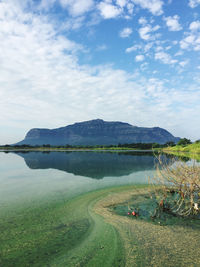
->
14, 151, 156, 179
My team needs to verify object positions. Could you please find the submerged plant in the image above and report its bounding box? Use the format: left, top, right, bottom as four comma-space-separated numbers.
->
150, 155, 200, 217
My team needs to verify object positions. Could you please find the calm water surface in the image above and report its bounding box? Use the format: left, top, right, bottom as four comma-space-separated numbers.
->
0, 151, 157, 208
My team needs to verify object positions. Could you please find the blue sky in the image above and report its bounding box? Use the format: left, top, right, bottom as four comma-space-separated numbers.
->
0, 0, 200, 144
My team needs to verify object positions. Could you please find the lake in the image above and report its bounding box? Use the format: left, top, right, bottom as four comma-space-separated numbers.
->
1, 151, 199, 267
0, 151, 156, 207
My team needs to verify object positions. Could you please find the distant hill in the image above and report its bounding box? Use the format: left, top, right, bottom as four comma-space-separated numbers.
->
16, 119, 179, 146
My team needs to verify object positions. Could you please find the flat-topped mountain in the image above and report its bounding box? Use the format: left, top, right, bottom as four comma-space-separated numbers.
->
16, 119, 179, 146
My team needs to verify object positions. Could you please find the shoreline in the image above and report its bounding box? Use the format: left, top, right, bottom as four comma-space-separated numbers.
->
162, 149, 200, 160
93, 186, 200, 266
0, 148, 154, 152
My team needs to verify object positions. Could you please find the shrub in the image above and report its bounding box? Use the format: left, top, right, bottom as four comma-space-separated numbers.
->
177, 138, 192, 146
151, 155, 200, 217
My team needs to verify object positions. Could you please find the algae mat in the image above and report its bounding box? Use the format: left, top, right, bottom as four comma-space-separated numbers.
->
0, 186, 127, 267
0, 185, 200, 266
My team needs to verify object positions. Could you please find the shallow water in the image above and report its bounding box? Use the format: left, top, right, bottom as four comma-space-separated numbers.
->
1, 151, 199, 267
0, 151, 157, 207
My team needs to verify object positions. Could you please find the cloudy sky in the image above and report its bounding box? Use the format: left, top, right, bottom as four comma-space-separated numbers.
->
0, 0, 200, 144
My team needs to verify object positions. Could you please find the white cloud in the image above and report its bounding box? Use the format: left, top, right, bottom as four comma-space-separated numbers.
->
189, 20, 200, 31
179, 60, 189, 67
97, 0, 163, 20
127, 3, 134, 14
96, 44, 108, 51
188, 0, 200, 8
138, 24, 160, 40
165, 45, 171, 50
155, 51, 178, 64
155, 45, 163, 52
132, 0, 163, 15
138, 25, 151, 40
98, 2, 122, 19
179, 20, 200, 51
140, 62, 148, 71
0, 0, 200, 144
39, 0, 56, 11
144, 42, 153, 52
135, 55, 145, 62
151, 25, 160, 31
116, 0, 127, 8
119, 27, 132, 38
59, 0, 94, 16
180, 33, 200, 51
180, 34, 195, 49
138, 17, 148, 25
126, 44, 142, 53
64, 16, 86, 30
174, 50, 183, 56
164, 15, 182, 31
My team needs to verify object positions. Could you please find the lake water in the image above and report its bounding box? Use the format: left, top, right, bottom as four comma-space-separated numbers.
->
0, 151, 158, 207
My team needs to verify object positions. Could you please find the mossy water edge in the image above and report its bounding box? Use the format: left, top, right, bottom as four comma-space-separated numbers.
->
0, 185, 137, 266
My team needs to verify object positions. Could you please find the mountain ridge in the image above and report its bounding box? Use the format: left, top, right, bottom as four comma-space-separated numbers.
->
16, 119, 180, 145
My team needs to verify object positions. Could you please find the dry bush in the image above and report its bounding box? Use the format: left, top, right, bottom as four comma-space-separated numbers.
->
150, 155, 200, 217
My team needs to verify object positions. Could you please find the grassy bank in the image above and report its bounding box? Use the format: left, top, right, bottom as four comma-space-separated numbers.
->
162, 143, 200, 161
163, 142, 200, 154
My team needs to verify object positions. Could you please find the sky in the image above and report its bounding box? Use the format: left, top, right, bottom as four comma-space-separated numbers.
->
0, 0, 200, 144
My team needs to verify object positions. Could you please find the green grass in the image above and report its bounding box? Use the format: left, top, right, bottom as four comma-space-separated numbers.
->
163, 143, 200, 154
162, 143, 200, 161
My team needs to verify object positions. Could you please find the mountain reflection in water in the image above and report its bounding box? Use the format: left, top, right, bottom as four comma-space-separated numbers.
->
14, 151, 156, 179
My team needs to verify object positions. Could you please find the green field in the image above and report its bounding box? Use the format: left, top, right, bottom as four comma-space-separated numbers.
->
0, 185, 200, 266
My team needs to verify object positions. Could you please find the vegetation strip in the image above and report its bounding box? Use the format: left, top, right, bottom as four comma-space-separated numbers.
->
163, 140, 200, 155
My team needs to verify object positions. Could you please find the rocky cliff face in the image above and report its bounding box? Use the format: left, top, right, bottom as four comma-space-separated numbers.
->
16, 119, 179, 145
